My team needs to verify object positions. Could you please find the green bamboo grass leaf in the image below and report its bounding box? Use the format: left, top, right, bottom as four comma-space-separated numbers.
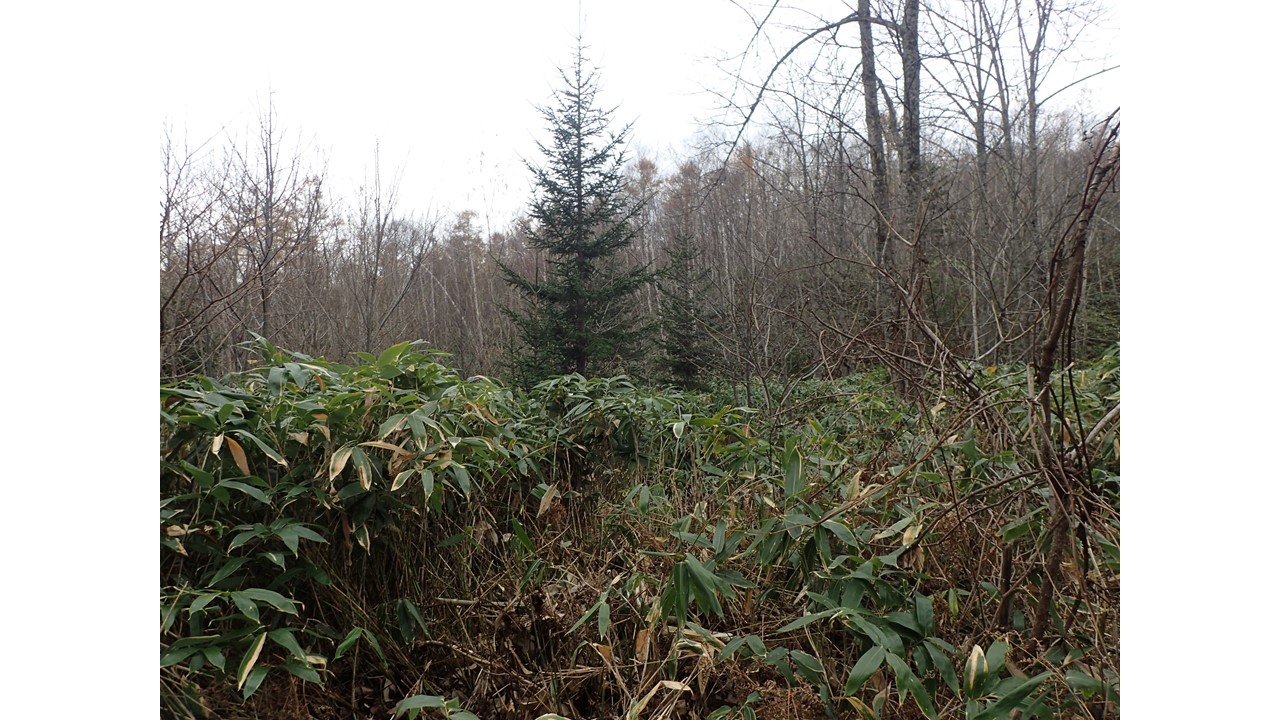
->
351, 447, 372, 490
334, 628, 363, 660
188, 592, 219, 615
511, 518, 535, 553
985, 640, 1008, 676
229, 591, 260, 623
845, 646, 885, 695
821, 519, 857, 546
570, 590, 610, 634
964, 644, 988, 697
451, 464, 472, 498
240, 666, 269, 700
914, 594, 934, 635
968, 673, 1050, 720
240, 588, 298, 615
598, 596, 611, 640
391, 469, 414, 492
783, 439, 804, 497
160, 646, 200, 668
379, 413, 408, 438
282, 658, 323, 684
201, 646, 226, 672
179, 461, 215, 489
236, 633, 267, 690
217, 480, 270, 505
329, 445, 354, 483
682, 554, 725, 617
924, 640, 959, 695
791, 650, 826, 683
208, 557, 249, 586
884, 652, 937, 720
777, 608, 840, 633
233, 430, 288, 467
268, 628, 307, 661
394, 694, 446, 717
421, 469, 436, 504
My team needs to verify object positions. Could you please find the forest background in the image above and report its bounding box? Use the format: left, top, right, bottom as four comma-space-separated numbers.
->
0, 2, 1274, 717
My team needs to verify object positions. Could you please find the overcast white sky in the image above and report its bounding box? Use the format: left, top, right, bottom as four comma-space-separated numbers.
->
161, 1, 757, 226
159, 0, 1118, 227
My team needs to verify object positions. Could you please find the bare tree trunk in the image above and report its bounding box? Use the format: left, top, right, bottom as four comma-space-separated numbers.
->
1029, 115, 1119, 641
858, 0, 890, 273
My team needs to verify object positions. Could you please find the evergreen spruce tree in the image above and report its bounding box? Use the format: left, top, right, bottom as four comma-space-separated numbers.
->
657, 231, 711, 389
501, 46, 652, 382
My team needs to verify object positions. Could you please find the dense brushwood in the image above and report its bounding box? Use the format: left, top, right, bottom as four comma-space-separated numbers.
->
161, 339, 1118, 719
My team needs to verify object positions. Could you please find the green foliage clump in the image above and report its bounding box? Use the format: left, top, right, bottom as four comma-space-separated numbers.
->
161, 338, 1119, 719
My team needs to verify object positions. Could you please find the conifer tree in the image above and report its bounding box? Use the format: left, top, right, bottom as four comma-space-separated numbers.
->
501, 46, 652, 381
657, 231, 711, 389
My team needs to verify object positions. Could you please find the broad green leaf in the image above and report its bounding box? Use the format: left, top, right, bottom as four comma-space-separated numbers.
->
159, 646, 200, 668
598, 596, 611, 640
844, 646, 885, 695
229, 591, 260, 623
208, 557, 249, 586
885, 652, 937, 720
241, 665, 269, 700
277, 523, 327, 555
451, 464, 472, 498
421, 469, 436, 504
682, 554, 724, 617
236, 633, 267, 690
240, 588, 298, 615
180, 461, 215, 489
570, 590, 610, 635
964, 644, 988, 697
352, 447, 372, 490
717, 635, 750, 660
924, 640, 959, 695
783, 440, 804, 497
379, 413, 408, 438
395, 598, 429, 642
378, 340, 413, 366
510, 518, 535, 554
269, 628, 307, 661
985, 640, 1008, 676
334, 628, 363, 660
914, 594, 935, 635
777, 608, 840, 633
394, 695, 447, 716
281, 658, 322, 684
791, 650, 826, 682
188, 592, 219, 615
233, 430, 288, 467
821, 519, 857, 546
329, 445, 354, 483
391, 469, 414, 492
217, 480, 270, 505
201, 646, 226, 673
968, 673, 1050, 720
